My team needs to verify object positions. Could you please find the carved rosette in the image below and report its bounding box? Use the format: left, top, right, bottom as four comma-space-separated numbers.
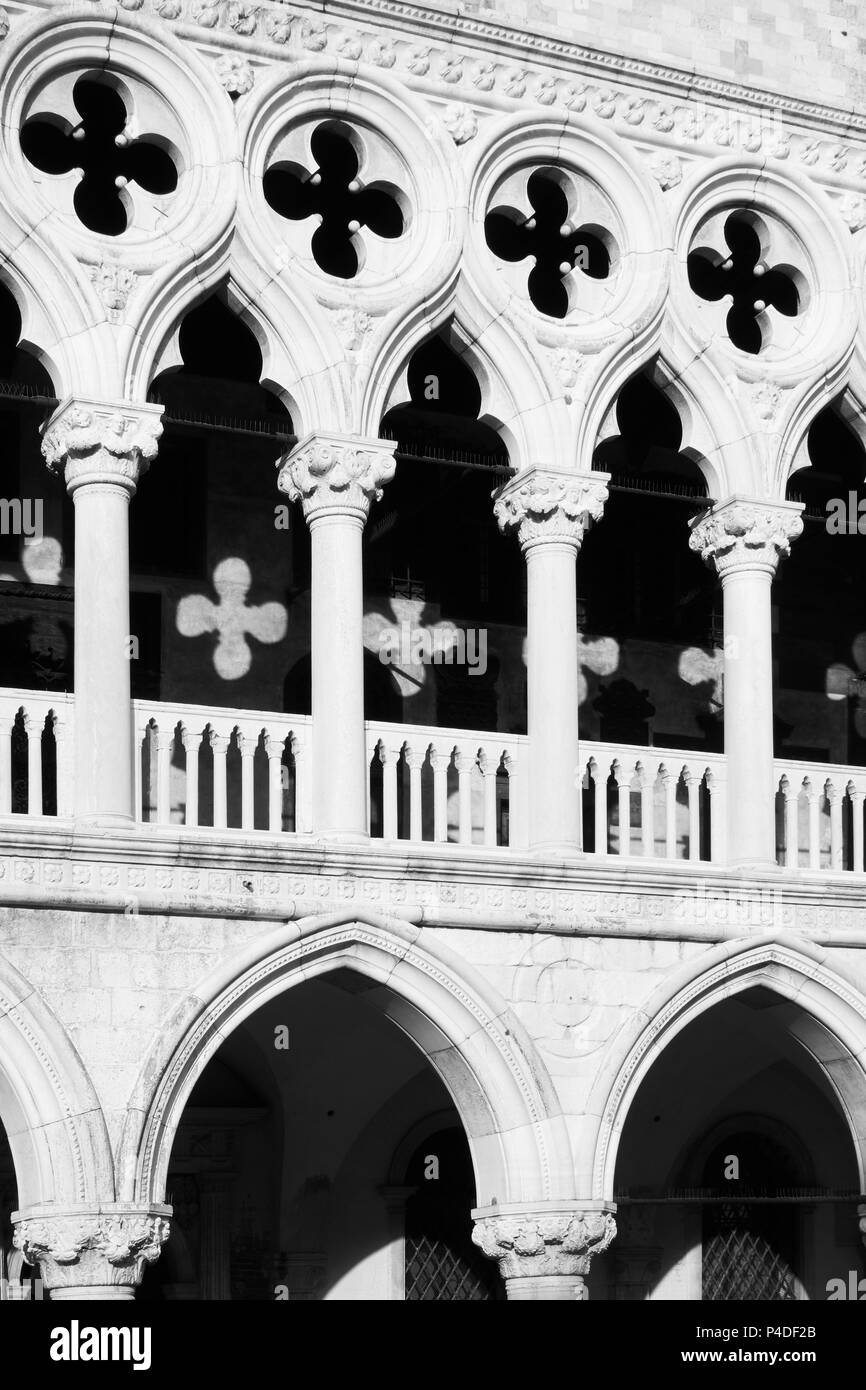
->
494, 467, 609, 552
689, 497, 804, 579
473, 1209, 616, 1295
277, 432, 397, 524
42, 397, 164, 496
15, 1209, 170, 1295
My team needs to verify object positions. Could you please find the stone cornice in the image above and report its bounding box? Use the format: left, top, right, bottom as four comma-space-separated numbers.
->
3, 822, 866, 945
9, 1, 866, 192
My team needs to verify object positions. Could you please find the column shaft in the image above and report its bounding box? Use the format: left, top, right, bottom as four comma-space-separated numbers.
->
525, 539, 580, 851
721, 567, 775, 864
309, 512, 367, 837
42, 399, 163, 822
277, 432, 396, 842
494, 468, 609, 855
690, 496, 802, 870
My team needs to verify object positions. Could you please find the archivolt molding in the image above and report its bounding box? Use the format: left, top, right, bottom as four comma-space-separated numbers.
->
0, 950, 113, 1209
584, 934, 866, 1202
122, 907, 573, 1210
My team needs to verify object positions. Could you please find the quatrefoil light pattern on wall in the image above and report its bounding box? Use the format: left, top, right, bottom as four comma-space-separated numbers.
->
20, 76, 178, 235
264, 121, 406, 279
687, 209, 806, 355
484, 166, 617, 319
176, 558, 288, 680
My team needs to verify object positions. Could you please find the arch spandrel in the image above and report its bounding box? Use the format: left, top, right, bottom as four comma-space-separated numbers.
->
122, 908, 573, 1212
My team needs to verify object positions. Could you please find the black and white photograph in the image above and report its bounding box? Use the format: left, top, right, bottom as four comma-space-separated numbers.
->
0, 0, 863, 1372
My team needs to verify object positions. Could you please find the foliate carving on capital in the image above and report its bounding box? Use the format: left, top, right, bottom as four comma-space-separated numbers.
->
42, 400, 163, 494
494, 469, 608, 550
15, 1211, 170, 1291
277, 434, 396, 522
689, 499, 803, 578
472, 1210, 616, 1281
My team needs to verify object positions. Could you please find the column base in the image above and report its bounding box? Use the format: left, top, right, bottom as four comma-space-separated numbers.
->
728, 859, 782, 874
49, 1286, 136, 1301
74, 813, 137, 830
528, 842, 585, 859
505, 1275, 587, 1300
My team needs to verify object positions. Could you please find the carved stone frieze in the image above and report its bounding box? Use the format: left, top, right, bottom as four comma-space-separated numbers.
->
109, 0, 866, 192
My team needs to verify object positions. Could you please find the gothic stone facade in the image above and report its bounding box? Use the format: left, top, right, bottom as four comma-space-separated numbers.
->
0, 0, 864, 1301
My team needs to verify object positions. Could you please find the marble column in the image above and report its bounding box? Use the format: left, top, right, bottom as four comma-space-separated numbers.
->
42, 398, 163, 822
494, 467, 609, 855
472, 1204, 616, 1300
689, 496, 803, 868
14, 1206, 170, 1300
277, 432, 396, 841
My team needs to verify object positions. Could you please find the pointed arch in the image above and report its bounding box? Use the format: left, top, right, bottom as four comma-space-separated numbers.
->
121, 908, 573, 1211
584, 933, 866, 1200
126, 252, 344, 434
0, 951, 112, 1209
362, 303, 565, 473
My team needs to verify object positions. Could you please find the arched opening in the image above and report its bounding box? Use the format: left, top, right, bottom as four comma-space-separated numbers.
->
138, 291, 300, 823
144, 291, 296, 706
592, 985, 863, 1301
0, 1115, 39, 1300
581, 369, 715, 856
369, 331, 522, 735
588, 370, 715, 748
139, 972, 503, 1300
0, 280, 70, 702
780, 404, 866, 766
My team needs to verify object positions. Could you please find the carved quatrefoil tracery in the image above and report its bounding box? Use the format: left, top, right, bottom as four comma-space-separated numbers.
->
20, 75, 179, 236
687, 209, 806, 356
484, 166, 617, 320
264, 121, 407, 279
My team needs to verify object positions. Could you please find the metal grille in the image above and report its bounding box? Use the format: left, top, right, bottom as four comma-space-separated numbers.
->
703, 1205, 798, 1301
405, 1234, 496, 1301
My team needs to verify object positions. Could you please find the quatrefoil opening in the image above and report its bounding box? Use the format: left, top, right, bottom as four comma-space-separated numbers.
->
484, 167, 616, 319
687, 209, 806, 356
264, 122, 406, 279
20, 76, 178, 236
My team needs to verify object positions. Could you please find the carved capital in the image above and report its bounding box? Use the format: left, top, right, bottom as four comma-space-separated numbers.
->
472, 1207, 616, 1294
42, 397, 163, 496
14, 1206, 171, 1296
277, 431, 396, 524
493, 467, 609, 552
689, 496, 803, 579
